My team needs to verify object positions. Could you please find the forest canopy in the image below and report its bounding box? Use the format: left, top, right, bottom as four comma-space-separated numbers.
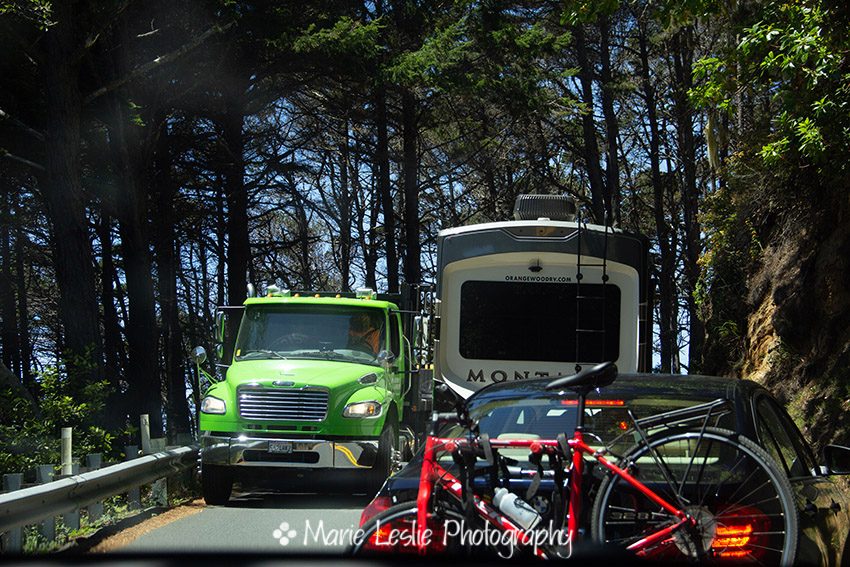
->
1, 0, 848, 462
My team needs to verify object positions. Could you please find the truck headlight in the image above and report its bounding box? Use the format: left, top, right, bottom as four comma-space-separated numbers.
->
343, 401, 382, 418
200, 396, 226, 415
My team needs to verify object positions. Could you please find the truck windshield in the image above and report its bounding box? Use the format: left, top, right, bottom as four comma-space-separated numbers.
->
234, 305, 386, 365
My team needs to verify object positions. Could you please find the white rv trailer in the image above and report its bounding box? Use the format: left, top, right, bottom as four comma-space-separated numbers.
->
434, 194, 652, 399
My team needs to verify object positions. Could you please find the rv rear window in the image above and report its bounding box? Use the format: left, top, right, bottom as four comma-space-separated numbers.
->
459, 281, 620, 363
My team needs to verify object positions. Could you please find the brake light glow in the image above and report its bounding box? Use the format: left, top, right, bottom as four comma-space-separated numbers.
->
716, 549, 753, 559
713, 523, 753, 548
360, 495, 393, 527
560, 399, 625, 406
712, 505, 768, 560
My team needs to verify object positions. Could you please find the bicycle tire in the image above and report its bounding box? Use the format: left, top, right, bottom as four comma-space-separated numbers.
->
591, 427, 798, 565
348, 499, 530, 557
348, 502, 466, 556
348, 502, 419, 556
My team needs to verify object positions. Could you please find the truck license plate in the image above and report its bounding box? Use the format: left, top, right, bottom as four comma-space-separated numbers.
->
268, 441, 293, 454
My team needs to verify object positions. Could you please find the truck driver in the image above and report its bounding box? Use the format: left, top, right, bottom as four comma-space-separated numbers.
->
347, 312, 382, 355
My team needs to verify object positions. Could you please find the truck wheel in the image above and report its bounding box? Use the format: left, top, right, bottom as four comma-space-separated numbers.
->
202, 464, 233, 505
367, 418, 397, 494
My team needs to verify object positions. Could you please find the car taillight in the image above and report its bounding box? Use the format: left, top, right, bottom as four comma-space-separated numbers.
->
711, 506, 768, 560
360, 496, 393, 527
714, 523, 753, 548
560, 399, 625, 406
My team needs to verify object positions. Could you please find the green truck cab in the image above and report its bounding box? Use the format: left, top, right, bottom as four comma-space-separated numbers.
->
194, 287, 431, 505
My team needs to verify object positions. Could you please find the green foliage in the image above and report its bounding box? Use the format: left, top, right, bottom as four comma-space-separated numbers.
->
388, 18, 473, 87
690, 57, 732, 112
560, 0, 620, 25
0, 367, 114, 476
292, 16, 383, 62
695, 0, 850, 169
0, 0, 52, 28
127, 101, 145, 128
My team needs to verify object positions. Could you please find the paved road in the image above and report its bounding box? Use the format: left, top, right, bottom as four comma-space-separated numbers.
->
124, 480, 373, 554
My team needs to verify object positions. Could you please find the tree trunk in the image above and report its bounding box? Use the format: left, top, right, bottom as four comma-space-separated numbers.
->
479, 107, 499, 220
362, 163, 379, 289
638, 18, 675, 372
375, 84, 399, 292
598, 17, 621, 225
14, 216, 32, 390
214, 181, 226, 313
0, 189, 19, 377
294, 193, 313, 288
98, 213, 126, 430
107, 104, 161, 437
574, 25, 607, 223
104, 11, 163, 435
222, 89, 249, 363
671, 28, 704, 371
338, 116, 352, 291
116, 186, 162, 435
179, 255, 203, 433
39, 2, 103, 394
153, 123, 191, 440
401, 89, 420, 285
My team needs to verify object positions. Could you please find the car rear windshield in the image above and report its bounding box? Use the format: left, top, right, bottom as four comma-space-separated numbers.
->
448, 394, 736, 460
458, 280, 620, 363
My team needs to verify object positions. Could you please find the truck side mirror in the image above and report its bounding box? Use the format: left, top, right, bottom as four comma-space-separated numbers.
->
192, 345, 219, 393
192, 346, 208, 365
215, 311, 226, 359
412, 315, 422, 349
823, 444, 850, 475
377, 349, 396, 370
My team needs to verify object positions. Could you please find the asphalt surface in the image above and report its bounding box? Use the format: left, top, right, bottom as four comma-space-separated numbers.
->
123, 479, 373, 554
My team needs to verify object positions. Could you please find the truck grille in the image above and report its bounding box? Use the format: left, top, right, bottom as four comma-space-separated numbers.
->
237, 387, 329, 421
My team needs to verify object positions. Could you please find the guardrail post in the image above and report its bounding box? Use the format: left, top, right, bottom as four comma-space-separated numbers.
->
62, 464, 81, 533
36, 465, 55, 541
124, 446, 140, 510
149, 438, 168, 506
140, 415, 151, 455
60, 427, 73, 475
1, 474, 23, 552
59, 429, 80, 533
85, 454, 104, 522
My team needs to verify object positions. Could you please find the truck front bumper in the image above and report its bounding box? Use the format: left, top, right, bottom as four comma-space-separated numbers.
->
200, 433, 379, 469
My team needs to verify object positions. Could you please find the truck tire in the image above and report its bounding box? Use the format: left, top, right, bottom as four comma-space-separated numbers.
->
367, 417, 398, 494
202, 464, 233, 505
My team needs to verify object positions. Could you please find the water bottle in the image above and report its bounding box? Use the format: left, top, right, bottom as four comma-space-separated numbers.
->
492, 487, 542, 531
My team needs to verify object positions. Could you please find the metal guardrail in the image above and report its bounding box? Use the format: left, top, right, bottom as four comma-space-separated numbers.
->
0, 445, 198, 536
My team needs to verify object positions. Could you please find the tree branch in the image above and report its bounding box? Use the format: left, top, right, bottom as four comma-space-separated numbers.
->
83, 21, 235, 105
0, 107, 45, 141
0, 147, 45, 171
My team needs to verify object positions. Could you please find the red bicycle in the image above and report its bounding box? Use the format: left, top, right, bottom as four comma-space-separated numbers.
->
350, 362, 798, 563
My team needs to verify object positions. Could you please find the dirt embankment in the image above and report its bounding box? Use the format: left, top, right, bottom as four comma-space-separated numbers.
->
705, 182, 850, 448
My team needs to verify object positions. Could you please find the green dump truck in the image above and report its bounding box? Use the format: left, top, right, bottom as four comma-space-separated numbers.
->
193, 285, 432, 504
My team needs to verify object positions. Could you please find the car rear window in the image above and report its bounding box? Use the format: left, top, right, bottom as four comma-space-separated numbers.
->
449, 395, 736, 461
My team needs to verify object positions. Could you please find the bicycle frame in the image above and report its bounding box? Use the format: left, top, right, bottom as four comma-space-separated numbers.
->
415, 431, 692, 557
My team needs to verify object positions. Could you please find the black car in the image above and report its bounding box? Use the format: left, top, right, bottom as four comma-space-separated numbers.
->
359, 374, 850, 565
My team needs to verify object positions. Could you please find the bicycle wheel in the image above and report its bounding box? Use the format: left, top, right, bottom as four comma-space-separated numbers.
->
348, 502, 454, 556
591, 427, 798, 565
